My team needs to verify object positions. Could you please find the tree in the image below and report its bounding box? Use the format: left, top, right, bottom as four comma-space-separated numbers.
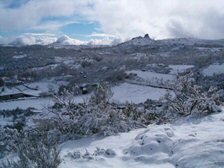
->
1, 129, 61, 168
0, 77, 4, 87
164, 73, 221, 118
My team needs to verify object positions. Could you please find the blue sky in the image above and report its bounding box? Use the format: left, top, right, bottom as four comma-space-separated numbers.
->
0, 0, 104, 42
0, 0, 224, 45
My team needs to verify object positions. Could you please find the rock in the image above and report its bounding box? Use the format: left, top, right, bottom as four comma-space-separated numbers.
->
144, 34, 150, 39
104, 149, 116, 158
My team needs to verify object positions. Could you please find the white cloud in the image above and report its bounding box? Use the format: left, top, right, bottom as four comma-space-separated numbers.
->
55, 35, 85, 45
87, 0, 224, 40
0, 0, 91, 31
7, 33, 119, 46
89, 33, 116, 38
32, 20, 78, 32
87, 38, 121, 45
12, 33, 58, 45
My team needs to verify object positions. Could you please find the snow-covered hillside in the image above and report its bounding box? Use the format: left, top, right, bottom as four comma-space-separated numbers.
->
111, 83, 169, 103
127, 70, 175, 83
1, 34, 224, 168
202, 63, 224, 76
168, 65, 194, 75
60, 108, 224, 168
118, 34, 155, 47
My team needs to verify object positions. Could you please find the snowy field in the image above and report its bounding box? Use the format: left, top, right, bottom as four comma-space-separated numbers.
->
0, 81, 64, 97
202, 63, 224, 76
12, 54, 27, 59
0, 82, 171, 110
0, 94, 89, 110
168, 65, 194, 75
60, 108, 224, 168
127, 70, 176, 83
111, 83, 170, 104
0, 97, 53, 110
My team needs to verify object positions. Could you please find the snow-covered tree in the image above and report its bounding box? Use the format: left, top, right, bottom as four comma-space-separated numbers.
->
1, 129, 61, 168
164, 73, 221, 118
47, 85, 145, 136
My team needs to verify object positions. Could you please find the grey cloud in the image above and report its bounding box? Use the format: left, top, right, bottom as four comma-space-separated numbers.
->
88, 0, 224, 40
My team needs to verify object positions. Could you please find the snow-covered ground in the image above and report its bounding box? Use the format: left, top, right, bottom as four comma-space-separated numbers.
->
60, 108, 224, 168
168, 65, 194, 75
111, 83, 169, 103
0, 94, 89, 110
31, 64, 59, 71
111, 71, 175, 104
0, 81, 63, 97
0, 97, 53, 110
13, 54, 27, 59
202, 63, 224, 76
127, 70, 175, 83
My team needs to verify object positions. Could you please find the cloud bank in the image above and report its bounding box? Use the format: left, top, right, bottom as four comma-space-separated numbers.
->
89, 0, 224, 40
11, 33, 58, 46
10, 33, 118, 46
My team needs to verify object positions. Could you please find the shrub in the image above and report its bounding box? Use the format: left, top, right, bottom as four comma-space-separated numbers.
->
105, 70, 127, 83
1, 129, 61, 168
47, 85, 145, 136
0, 77, 4, 87
164, 73, 221, 118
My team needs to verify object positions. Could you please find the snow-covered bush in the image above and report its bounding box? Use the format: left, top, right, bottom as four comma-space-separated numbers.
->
47, 85, 145, 136
105, 70, 127, 83
66, 147, 116, 161
0, 77, 4, 87
164, 73, 221, 118
89, 84, 112, 107
1, 129, 61, 168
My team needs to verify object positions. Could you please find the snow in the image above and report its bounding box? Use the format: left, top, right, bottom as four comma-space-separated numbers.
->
121, 36, 155, 46
25, 81, 59, 93
60, 128, 169, 168
31, 64, 59, 71
0, 81, 65, 97
55, 57, 74, 64
111, 83, 169, 103
0, 117, 13, 126
127, 110, 224, 168
0, 87, 24, 96
168, 65, 194, 75
60, 108, 224, 168
12, 54, 27, 59
202, 63, 224, 76
0, 95, 89, 110
158, 38, 200, 46
127, 70, 176, 85
0, 97, 53, 110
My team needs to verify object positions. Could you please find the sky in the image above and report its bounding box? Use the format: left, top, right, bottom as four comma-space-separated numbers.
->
0, 0, 224, 45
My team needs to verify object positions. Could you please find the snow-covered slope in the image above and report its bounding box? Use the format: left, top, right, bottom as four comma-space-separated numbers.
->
168, 65, 194, 75
127, 70, 176, 83
202, 63, 224, 76
60, 108, 224, 168
118, 34, 155, 47
111, 83, 169, 103
158, 38, 224, 47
